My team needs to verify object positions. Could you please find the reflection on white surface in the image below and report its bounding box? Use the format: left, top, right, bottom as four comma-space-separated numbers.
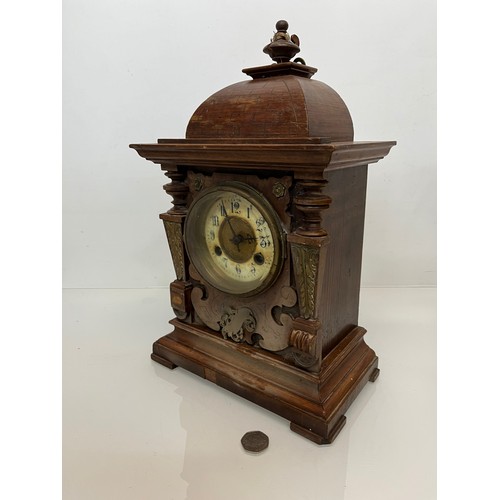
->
63, 288, 436, 500
170, 367, 359, 500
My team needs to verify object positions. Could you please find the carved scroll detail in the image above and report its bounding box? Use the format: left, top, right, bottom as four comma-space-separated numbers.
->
289, 329, 315, 354
290, 243, 320, 320
191, 282, 297, 351
288, 326, 319, 369
163, 221, 185, 281
219, 307, 257, 343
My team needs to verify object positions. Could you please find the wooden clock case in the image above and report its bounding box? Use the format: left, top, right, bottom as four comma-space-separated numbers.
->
131, 22, 395, 444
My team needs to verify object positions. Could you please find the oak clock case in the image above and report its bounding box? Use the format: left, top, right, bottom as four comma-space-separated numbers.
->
130, 20, 396, 445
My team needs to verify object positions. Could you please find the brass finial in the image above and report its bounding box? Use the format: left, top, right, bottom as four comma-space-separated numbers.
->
263, 20, 301, 63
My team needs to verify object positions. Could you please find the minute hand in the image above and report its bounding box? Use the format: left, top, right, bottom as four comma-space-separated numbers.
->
225, 216, 237, 237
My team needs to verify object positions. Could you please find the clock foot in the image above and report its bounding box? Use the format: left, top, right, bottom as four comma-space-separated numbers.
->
369, 367, 380, 382
151, 352, 177, 370
291, 415, 346, 445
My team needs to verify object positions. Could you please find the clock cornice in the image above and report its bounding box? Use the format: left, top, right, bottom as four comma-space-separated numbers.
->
129, 140, 396, 175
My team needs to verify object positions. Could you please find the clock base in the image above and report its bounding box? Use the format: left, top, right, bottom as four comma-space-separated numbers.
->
151, 319, 378, 445
290, 415, 347, 445
151, 353, 177, 370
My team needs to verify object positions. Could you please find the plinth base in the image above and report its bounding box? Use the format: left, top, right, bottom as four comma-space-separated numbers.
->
151, 319, 378, 445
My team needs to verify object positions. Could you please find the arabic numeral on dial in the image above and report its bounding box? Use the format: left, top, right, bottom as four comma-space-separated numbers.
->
235, 265, 241, 275
256, 217, 265, 227
209, 229, 215, 240
259, 236, 271, 248
211, 215, 220, 226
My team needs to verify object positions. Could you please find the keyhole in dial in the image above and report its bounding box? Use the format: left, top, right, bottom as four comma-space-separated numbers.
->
253, 253, 265, 265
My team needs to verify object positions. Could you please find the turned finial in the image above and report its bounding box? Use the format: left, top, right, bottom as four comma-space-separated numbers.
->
263, 20, 301, 63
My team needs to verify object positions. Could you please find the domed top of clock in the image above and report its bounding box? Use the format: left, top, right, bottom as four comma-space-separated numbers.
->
186, 20, 354, 142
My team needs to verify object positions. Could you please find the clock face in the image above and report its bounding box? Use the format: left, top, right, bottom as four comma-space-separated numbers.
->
184, 182, 284, 296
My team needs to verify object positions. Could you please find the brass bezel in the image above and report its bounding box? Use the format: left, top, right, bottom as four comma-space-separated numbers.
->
184, 181, 285, 296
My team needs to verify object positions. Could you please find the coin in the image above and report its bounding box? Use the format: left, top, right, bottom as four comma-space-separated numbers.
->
241, 431, 269, 452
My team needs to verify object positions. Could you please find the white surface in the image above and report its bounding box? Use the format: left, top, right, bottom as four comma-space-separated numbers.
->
62, 0, 436, 288
63, 287, 436, 500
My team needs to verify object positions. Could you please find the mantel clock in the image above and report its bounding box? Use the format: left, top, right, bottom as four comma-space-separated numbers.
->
131, 20, 396, 444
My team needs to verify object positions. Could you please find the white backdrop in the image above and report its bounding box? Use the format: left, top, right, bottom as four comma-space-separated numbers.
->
63, 0, 436, 288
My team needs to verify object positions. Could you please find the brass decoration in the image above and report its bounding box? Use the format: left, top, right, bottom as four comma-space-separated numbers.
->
290, 243, 320, 320
272, 182, 286, 198
163, 220, 185, 280
219, 307, 257, 343
193, 174, 204, 191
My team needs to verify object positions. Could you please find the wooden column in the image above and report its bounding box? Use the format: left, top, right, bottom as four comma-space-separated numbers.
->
159, 166, 192, 322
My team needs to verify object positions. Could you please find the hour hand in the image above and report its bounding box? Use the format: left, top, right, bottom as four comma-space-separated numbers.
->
230, 234, 243, 251
242, 233, 257, 242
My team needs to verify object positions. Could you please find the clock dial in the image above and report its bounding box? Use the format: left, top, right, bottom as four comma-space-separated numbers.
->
184, 182, 284, 295
205, 193, 275, 283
